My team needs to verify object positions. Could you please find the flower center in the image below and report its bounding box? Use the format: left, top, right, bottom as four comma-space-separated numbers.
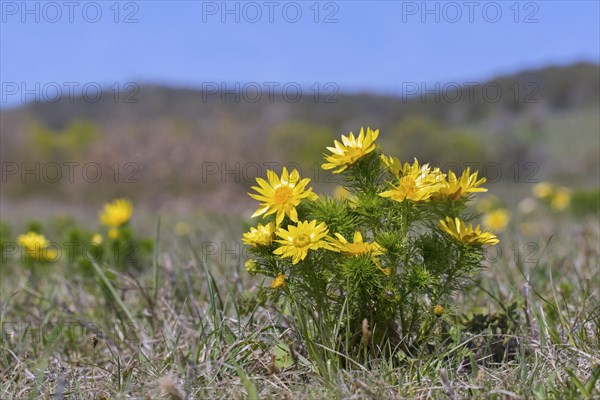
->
274, 185, 293, 205
293, 234, 311, 248
403, 177, 418, 196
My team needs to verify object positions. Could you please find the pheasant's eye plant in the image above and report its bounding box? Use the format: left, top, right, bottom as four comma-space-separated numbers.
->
243, 127, 499, 364
17, 231, 58, 264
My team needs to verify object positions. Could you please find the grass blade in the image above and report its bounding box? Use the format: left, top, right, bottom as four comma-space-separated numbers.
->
90, 258, 136, 325
152, 216, 161, 302
235, 364, 260, 400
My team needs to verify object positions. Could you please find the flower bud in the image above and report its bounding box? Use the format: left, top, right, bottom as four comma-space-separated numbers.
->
244, 259, 259, 275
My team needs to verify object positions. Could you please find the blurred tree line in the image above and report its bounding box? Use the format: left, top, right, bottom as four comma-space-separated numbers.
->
0, 62, 598, 211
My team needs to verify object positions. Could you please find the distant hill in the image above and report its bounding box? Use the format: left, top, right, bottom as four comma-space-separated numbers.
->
4, 62, 598, 127
1, 62, 598, 211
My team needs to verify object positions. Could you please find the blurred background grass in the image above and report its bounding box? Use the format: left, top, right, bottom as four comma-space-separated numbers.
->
1, 63, 598, 224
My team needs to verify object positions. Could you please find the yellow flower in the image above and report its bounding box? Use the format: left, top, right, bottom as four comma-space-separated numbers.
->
380, 154, 402, 178
174, 222, 192, 236
327, 231, 384, 257
18, 232, 49, 251
91, 233, 103, 246
328, 231, 388, 273
242, 222, 275, 247
482, 208, 510, 232
379, 159, 446, 202
273, 220, 330, 264
332, 186, 358, 207
249, 167, 317, 225
433, 304, 445, 316
332, 185, 351, 200
272, 273, 286, 289
551, 187, 571, 211
439, 217, 499, 246
108, 228, 120, 239
17, 232, 57, 261
476, 195, 500, 213
99, 199, 133, 228
433, 168, 487, 200
322, 127, 379, 173
532, 182, 554, 199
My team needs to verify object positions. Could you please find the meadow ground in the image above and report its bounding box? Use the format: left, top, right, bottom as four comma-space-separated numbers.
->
0, 209, 598, 400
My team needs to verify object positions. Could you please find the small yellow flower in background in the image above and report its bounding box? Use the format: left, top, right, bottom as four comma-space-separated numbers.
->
433, 168, 487, 200
174, 222, 192, 236
482, 208, 510, 232
18, 232, 57, 261
274, 220, 330, 264
332, 186, 358, 207
245, 259, 259, 275
91, 233, 103, 246
242, 222, 275, 247
322, 127, 379, 173
433, 304, 445, 317
532, 182, 554, 199
99, 198, 133, 228
530, 182, 571, 211
272, 273, 286, 289
332, 185, 351, 200
476, 195, 500, 213
108, 228, 120, 240
18, 232, 49, 250
44, 249, 58, 261
249, 167, 318, 225
379, 159, 446, 202
439, 217, 499, 246
551, 187, 571, 211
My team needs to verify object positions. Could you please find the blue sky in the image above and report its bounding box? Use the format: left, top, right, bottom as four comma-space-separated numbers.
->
1, 1, 599, 106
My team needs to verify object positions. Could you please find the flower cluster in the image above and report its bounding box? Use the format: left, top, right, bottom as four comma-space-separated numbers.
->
12, 198, 149, 271
379, 156, 487, 204
532, 182, 572, 211
99, 198, 133, 239
243, 126, 500, 356
17, 231, 57, 262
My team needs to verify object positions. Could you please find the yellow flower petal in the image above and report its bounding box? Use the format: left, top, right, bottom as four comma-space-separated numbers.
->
99, 199, 133, 228
322, 127, 379, 174
274, 220, 329, 264
439, 216, 499, 246
249, 169, 317, 225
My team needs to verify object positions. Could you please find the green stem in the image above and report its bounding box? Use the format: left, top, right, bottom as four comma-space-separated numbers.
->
402, 203, 410, 271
